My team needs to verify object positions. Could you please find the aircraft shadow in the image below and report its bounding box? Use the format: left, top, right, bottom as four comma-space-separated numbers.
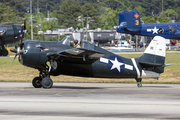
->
52, 86, 104, 89
142, 86, 171, 88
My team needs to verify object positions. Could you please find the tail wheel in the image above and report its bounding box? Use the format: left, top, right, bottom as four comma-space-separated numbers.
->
32, 77, 42, 88
41, 77, 53, 89
137, 82, 142, 88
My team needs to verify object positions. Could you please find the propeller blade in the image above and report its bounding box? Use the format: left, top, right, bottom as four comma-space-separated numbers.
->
18, 24, 25, 47
11, 54, 18, 66
24, 20, 26, 30
23, 19, 28, 39
0, 31, 6, 41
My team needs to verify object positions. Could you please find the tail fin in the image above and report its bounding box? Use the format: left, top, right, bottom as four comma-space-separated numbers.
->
117, 10, 142, 32
138, 36, 166, 73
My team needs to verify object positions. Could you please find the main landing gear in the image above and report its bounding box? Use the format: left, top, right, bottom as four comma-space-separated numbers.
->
0, 49, 8, 56
136, 78, 142, 88
0, 41, 8, 56
32, 77, 42, 88
32, 70, 53, 89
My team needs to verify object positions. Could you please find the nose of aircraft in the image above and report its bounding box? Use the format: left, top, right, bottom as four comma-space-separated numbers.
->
11, 40, 49, 70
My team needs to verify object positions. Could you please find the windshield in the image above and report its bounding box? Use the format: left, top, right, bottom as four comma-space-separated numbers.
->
60, 36, 73, 46
60, 36, 95, 50
169, 27, 176, 32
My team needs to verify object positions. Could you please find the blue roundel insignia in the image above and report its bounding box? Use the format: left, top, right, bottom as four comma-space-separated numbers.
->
99, 56, 133, 73
107, 56, 125, 73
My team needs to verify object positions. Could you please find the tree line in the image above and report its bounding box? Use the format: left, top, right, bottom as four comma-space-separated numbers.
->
0, 0, 180, 42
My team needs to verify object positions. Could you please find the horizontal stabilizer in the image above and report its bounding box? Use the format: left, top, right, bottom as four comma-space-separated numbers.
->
163, 64, 172, 67
139, 62, 163, 67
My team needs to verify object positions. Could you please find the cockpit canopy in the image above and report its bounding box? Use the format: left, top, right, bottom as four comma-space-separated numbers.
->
60, 36, 95, 50
60, 36, 73, 46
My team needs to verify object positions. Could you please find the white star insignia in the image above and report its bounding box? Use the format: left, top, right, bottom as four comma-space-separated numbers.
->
100, 57, 133, 72
152, 26, 158, 34
110, 57, 124, 72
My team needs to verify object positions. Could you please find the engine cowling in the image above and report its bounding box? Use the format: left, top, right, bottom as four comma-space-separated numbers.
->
19, 40, 48, 70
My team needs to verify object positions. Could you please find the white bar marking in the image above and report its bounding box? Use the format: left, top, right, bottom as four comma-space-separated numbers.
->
125, 64, 133, 70
100, 57, 109, 64
131, 58, 140, 78
147, 29, 152, 32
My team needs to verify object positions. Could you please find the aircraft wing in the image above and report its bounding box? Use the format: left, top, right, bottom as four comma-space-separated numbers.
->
47, 48, 105, 64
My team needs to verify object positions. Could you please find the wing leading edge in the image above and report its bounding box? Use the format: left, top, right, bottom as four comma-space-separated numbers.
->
47, 48, 105, 64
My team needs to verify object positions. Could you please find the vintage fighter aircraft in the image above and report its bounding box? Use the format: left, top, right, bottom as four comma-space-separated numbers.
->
11, 35, 167, 89
0, 21, 26, 56
117, 10, 180, 40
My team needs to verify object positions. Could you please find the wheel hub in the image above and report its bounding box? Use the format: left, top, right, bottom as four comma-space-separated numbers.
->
44, 79, 51, 87
35, 80, 41, 85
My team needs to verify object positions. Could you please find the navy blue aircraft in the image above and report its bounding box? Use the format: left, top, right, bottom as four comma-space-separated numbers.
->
0, 21, 26, 56
117, 10, 180, 39
11, 35, 168, 89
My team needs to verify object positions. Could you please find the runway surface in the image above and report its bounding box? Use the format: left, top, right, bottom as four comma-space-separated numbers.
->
0, 82, 180, 120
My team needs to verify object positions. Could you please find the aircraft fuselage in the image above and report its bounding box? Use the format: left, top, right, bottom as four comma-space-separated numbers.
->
21, 40, 160, 80
11, 35, 166, 88
118, 23, 180, 39
53, 46, 138, 78
0, 24, 21, 44
117, 10, 180, 39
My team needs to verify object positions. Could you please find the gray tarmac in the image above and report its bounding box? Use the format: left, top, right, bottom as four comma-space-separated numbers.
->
0, 82, 180, 120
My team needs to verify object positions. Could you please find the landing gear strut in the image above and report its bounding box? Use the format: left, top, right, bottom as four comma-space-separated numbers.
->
32, 70, 53, 89
135, 78, 142, 88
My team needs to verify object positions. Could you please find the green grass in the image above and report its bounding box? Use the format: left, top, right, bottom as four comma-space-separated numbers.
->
0, 53, 180, 83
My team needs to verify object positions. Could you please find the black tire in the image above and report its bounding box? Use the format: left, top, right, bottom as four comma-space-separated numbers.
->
41, 77, 53, 89
137, 82, 142, 88
32, 77, 42, 88
2, 49, 8, 56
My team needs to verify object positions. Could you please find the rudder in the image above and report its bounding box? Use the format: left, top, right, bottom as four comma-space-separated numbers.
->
138, 36, 166, 73
117, 10, 142, 32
